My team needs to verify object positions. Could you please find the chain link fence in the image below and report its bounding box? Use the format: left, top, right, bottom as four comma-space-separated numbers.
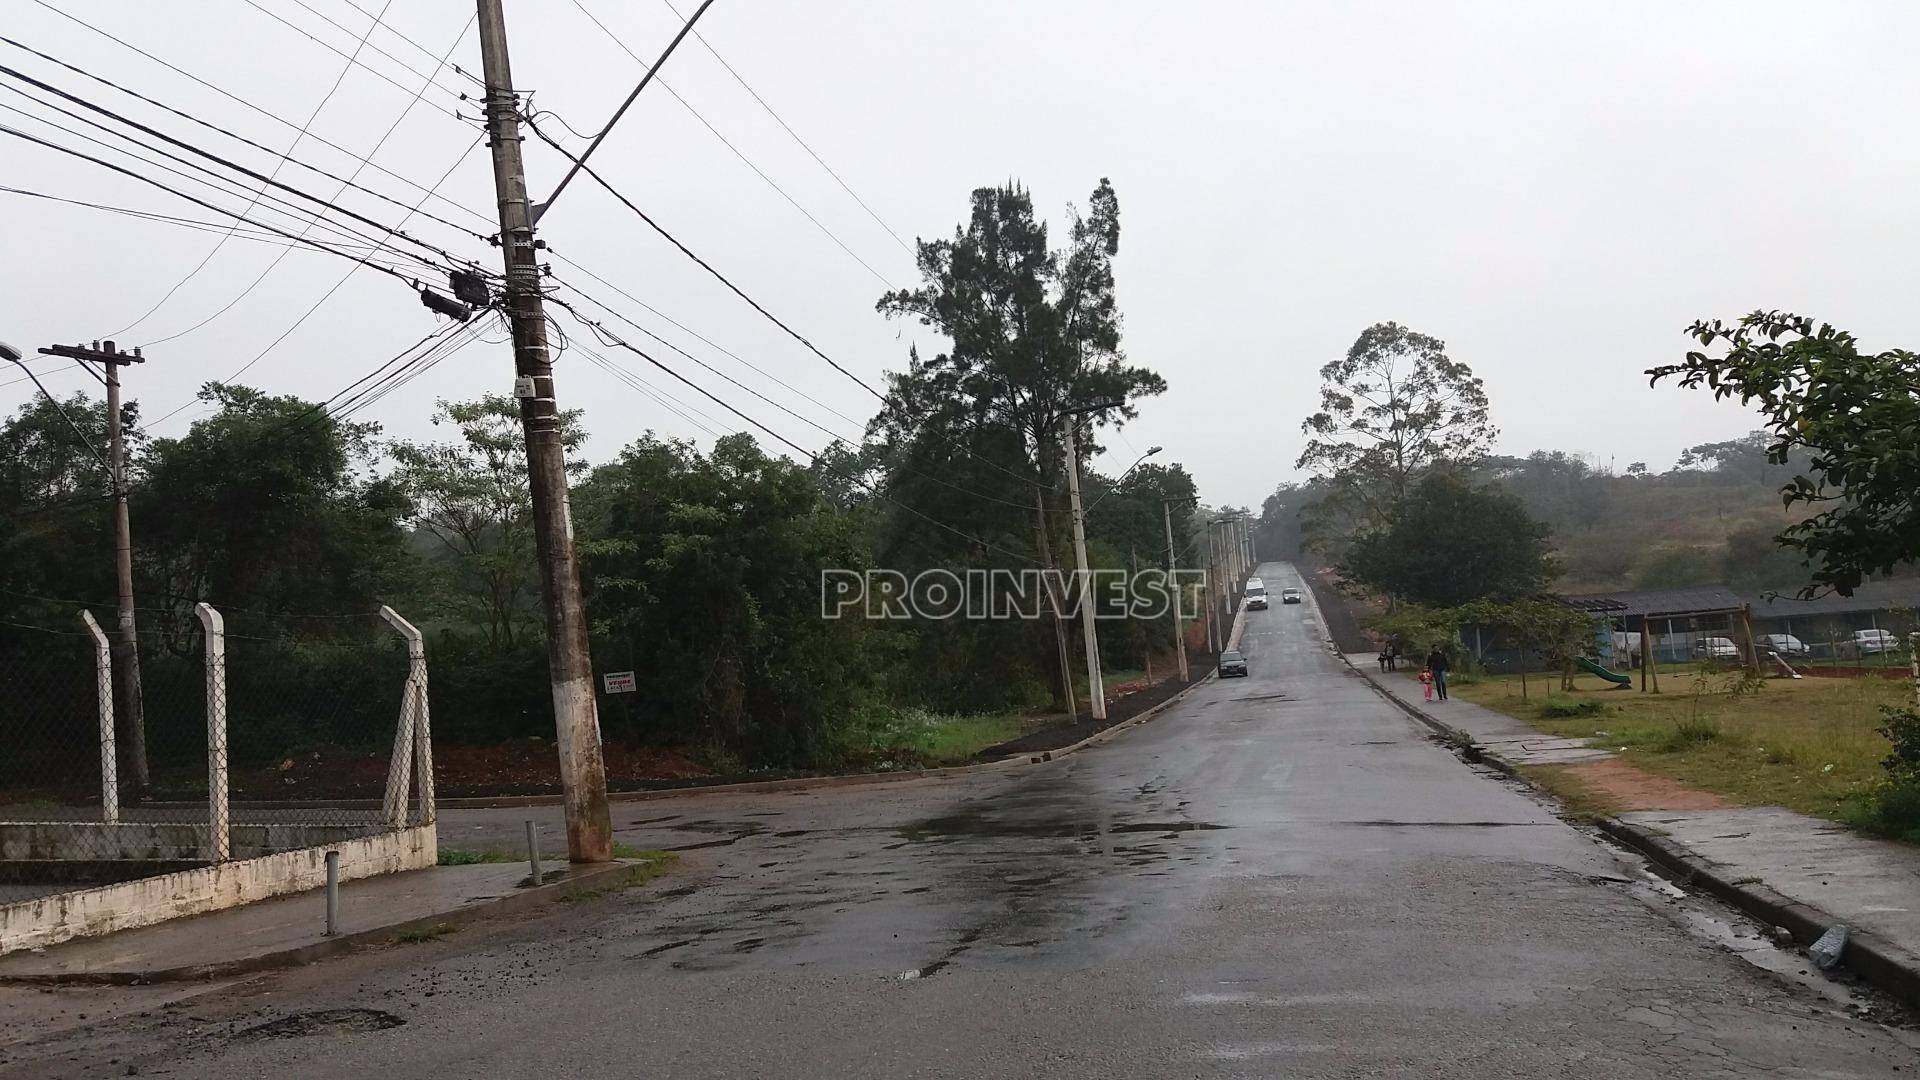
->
0, 604, 432, 908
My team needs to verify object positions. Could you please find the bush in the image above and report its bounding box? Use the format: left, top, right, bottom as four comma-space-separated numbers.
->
1655, 718, 1725, 752
1878, 706, 1920, 786
1537, 697, 1606, 719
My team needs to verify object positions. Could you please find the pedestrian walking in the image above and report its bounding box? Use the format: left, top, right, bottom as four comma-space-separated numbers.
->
1378, 645, 1391, 672
1420, 668, 1434, 701
1425, 644, 1451, 701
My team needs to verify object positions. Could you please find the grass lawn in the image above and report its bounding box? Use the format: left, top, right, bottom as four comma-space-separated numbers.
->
1453, 668, 1907, 825
836, 706, 1047, 770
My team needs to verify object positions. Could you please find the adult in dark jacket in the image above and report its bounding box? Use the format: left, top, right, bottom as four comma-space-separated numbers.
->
1425, 646, 1451, 701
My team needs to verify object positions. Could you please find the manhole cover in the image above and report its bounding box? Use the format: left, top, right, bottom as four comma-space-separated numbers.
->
233, 1008, 406, 1042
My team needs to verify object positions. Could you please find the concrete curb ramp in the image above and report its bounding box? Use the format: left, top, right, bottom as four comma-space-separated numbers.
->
1330, 645, 1920, 1011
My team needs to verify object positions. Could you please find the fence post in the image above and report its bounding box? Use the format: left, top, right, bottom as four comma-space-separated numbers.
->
1909, 632, 1919, 707
79, 611, 117, 824
195, 602, 229, 862
380, 606, 434, 827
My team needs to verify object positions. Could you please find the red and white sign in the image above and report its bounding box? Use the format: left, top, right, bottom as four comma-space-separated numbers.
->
602, 670, 637, 695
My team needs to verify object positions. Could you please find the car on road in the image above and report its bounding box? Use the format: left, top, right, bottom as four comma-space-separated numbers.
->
1851, 628, 1900, 656
1691, 636, 1741, 661
1280, 587, 1302, 605
1245, 578, 1268, 610
1761, 633, 1810, 657
1218, 649, 1248, 677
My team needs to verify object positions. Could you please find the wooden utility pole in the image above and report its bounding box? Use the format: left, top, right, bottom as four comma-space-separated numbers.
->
39, 341, 148, 792
1162, 499, 1189, 682
474, 0, 611, 862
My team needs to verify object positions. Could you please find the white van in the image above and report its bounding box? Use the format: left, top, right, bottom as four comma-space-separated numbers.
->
1246, 577, 1268, 611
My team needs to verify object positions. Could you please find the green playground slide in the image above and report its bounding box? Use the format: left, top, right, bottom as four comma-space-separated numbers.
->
1576, 656, 1632, 687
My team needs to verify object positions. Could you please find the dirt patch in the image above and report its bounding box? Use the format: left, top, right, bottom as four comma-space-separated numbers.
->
1539, 757, 1733, 812
221, 742, 715, 800
979, 653, 1220, 758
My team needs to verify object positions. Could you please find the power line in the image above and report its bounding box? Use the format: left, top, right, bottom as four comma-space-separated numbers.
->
545, 249, 867, 430
0, 183, 430, 262
0, 59, 478, 270
558, 279, 1044, 513
11, 8, 496, 230
521, 117, 888, 401
0, 87, 449, 275
95, 0, 399, 340
539, 0, 715, 220
277, 0, 476, 97
239, 0, 468, 106
659, 0, 914, 256
135, 17, 482, 353
522, 142, 1038, 491
0, 123, 443, 288
562, 0, 897, 288
551, 299, 1041, 563
553, 277, 863, 444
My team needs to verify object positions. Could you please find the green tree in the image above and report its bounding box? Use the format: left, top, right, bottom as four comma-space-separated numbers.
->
133, 384, 415, 630
1455, 596, 1594, 698
1298, 322, 1497, 542
874, 178, 1166, 709
0, 393, 126, 622
1339, 472, 1556, 608
389, 395, 585, 652
1649, 311, 1920, 595
578, 433, 881, 764
1721, 522, 1811, 594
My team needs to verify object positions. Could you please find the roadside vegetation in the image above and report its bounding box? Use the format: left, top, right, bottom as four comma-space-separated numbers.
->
1456, 671, 1904, 829
0, 178, 1233, 797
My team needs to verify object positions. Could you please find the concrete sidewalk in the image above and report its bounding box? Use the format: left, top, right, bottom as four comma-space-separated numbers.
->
0, 859, 634, 984
1346, 656, 1613, 766
1347, 654, 1920, 1006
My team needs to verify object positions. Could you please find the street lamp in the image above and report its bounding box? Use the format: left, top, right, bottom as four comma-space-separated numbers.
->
1082, 445, 1163, 516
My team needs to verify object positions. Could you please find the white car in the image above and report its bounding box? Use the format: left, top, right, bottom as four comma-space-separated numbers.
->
1852, 629, 1900, 656
1761, 633, 1810, 657
1280, 587, 1302, 605
1691, 636, 1741, 661
1244, 577, 1268, 610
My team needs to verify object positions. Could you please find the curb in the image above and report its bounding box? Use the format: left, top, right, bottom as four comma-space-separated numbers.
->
0, 859, 644, 987
1336, 650, 1920, 1010
1595, 817, 1920, 1010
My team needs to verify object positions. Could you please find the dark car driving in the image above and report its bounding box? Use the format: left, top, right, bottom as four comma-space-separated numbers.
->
1218, 649, 1248, 677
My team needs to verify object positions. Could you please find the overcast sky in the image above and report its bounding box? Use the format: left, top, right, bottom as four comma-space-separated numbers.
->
5, 1, 1917, 510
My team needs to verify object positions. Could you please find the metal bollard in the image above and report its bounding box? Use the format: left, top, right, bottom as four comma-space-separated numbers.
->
525, 820, 541, 886
324, 850, 340, 936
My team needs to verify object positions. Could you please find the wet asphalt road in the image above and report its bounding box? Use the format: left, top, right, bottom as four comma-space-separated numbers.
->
6, 561, 1918, 1077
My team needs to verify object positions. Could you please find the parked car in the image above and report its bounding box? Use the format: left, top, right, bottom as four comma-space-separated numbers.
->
1761, 633, 1810, 657
1852, 629, 1900, 656
1691, 636, 1741, 661
1218, 649, 1248, 677
1280, 588, 1302, 605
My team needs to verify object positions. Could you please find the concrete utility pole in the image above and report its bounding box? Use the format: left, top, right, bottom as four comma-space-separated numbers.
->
38, 340, 148, 793
1162, 499, 1189, 682
1205, 522, 1221, 653
474, 0, 612, 863
1034, 481, 1077, 721
1062, 421, 1105, 720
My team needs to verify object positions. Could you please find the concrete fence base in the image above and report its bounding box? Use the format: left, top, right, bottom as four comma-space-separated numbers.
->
0, 823, 437, 956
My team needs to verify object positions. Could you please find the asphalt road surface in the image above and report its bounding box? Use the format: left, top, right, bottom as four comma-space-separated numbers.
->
6, 561, 1917, 1077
